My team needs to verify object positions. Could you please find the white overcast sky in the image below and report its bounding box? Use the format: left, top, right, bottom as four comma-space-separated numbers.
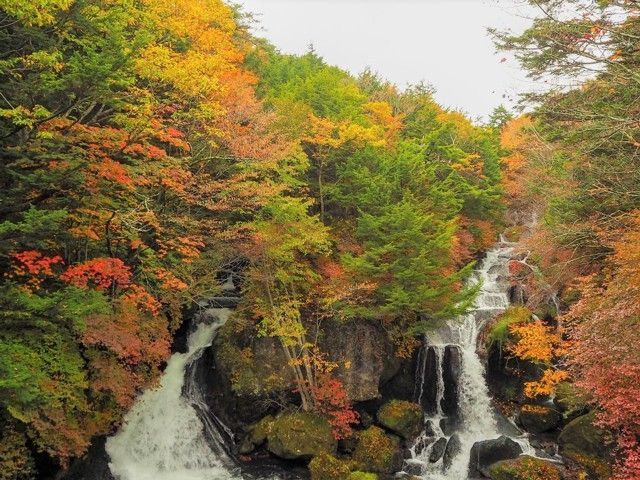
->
237, 0, 541, 121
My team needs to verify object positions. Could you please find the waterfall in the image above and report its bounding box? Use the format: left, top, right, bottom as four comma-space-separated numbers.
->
406, 239, 532, 479
106, 308, 242, 480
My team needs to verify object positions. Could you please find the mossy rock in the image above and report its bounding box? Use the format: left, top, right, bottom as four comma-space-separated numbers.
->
249, 415, 275, 445
517, 404, 561, 433
352, 426, 401, 474
554, 382, 590, 420
348, 472, 378, 480
558, 411, 612, 479
266, 412, 337, 460
309, 453, 352, 480
488, 455, 562, 480
377, 400, 424, 440
486, 307, 532, 351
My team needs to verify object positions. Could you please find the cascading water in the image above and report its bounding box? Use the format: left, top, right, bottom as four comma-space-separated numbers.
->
406, 239, 533, 479
106, 308, 242, 480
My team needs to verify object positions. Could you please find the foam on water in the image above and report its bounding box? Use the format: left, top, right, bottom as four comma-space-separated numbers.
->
106, 308, 242, 480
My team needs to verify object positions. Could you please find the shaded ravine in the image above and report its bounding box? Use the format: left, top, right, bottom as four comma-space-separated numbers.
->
405, 239, 534, 479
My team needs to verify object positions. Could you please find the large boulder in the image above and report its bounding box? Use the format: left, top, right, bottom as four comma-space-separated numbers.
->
441, 346, 462, 416
558, 411, 612, 479
319, 319, 398, 402
353, 426, 402, 474
309, 453, 352, 480
377, 400, 424, 441
429, 437, 447, 463
488, 456, 562, 480
517, 404, 561, 434
468, 436, 523, 478
418, 346, 440, 415
266, 412, 337, 460
554, 382, 590, 421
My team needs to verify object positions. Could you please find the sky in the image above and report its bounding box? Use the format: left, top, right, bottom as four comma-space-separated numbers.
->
237, 0, 540, 121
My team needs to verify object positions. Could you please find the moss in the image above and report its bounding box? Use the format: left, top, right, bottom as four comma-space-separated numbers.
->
348, 473, 378, 480
558, 411, 612, 479
554, 382, 590, 419
487, 306, 532, 351
377, 400, 423, 440
352, 426, 400, 474
309, 453, 352, 480
215, 319, 291, 395
266, 412, 337, 460
488, 455, 562, 480
248, 415, 275, 446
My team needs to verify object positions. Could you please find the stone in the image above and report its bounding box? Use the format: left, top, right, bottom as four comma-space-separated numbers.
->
266, 412, 337, 460
309, 453, 351, 480
553, 382, 590, 421
413, 436, 433, 457
429, 438, 447, 463
441, 346, 462, 416
377, 400, 424, 441
517, 404, 561, 434
417, 346, 439, 415
439, 416, 460, 436
468, 436, 523, 478
402, 460, 424, 476
443, 434, 462, 470
558, 411, 612, 479
353, 426, 403, 474
319, 319, 398, 402
488, 455, 562, 480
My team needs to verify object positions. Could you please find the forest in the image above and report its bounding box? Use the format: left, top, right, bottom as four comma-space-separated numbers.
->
0, 1, 638, 480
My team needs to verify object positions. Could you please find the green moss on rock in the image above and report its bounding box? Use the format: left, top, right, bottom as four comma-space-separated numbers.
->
352, 426, 401, 474
266, 412, 337, 460
377, 400, 423, 440
348, 473, 378, 480
558, 411, 612, 479
554, 382, 590, 420
487, 307, 532, 351
249, 415, 275, 445
488, 455, 562, 480
309, 453, 352, 480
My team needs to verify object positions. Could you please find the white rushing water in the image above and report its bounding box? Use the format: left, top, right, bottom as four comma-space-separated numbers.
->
407, 240, 533, 479
106, 308, 241, 480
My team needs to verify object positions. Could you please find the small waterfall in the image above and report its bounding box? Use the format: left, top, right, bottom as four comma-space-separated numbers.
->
106, 308, 242, 480
406, 240, 532, 479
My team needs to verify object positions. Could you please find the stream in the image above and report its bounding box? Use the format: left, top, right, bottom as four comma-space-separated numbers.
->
405, 238, 534, 479
105, 308, 242, 480
83, 239, 530, 480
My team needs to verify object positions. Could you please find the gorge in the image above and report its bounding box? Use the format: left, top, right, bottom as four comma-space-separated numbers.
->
1, 1, 635, 479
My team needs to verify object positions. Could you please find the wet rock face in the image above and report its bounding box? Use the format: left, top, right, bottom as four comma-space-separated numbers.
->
441, 345, 462, 416
468, 436, 523, 478
419, 346, 439, 415
429, 437, 447, 463
443, 434, 462, 470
